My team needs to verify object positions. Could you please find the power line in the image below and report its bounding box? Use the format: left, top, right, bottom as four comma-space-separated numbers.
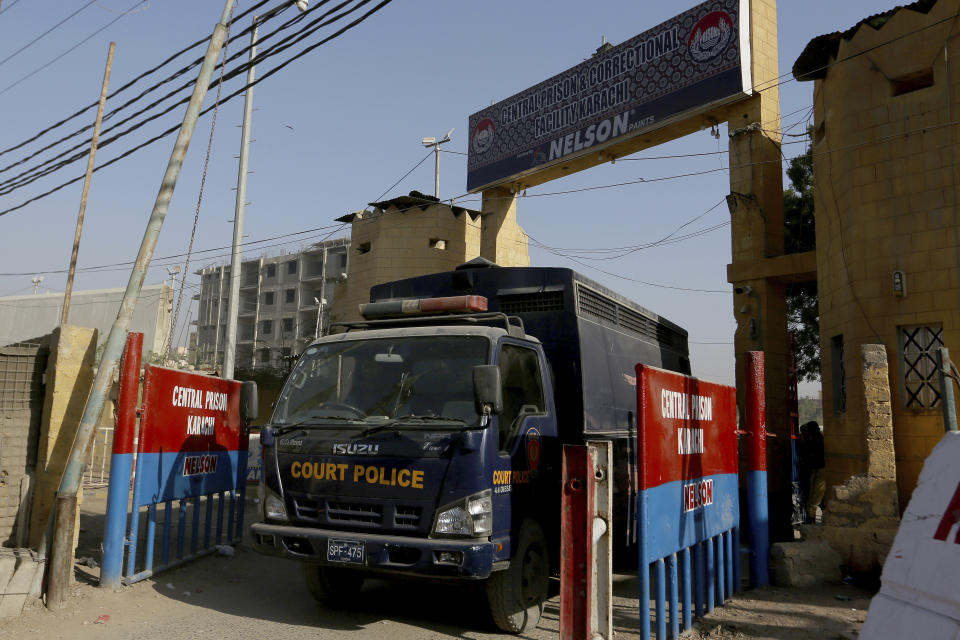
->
527, 231, 729, 294
0, 0, 367, 188
0, 223, 347, 277
0, 0, 23, 17
0, 0, 97, 68
530, 199, 727, 259
0, 0, 394, 213
0, 0, 149, 99
0, 0, 944, 217
0, 0, 305, 188
0, 0, 275, 161
372, 150, 433, 202
0, 0, 393, 216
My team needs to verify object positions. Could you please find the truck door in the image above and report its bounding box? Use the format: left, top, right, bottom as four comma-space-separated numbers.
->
491, 341, 555, 546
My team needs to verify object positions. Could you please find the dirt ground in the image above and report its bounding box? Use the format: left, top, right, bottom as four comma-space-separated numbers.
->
1, 496, 874, 640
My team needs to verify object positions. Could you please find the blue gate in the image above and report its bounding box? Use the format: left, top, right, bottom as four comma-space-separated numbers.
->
101, 335, 249, 588
635, 365, 741, 639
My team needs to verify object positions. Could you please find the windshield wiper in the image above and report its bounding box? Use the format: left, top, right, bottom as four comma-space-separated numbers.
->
273, 415, 360, 435
352, 414, 465, 439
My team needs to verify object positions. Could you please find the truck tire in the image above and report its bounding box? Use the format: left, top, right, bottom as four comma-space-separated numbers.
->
486, 521, 549, 633
301, 564, 364, 604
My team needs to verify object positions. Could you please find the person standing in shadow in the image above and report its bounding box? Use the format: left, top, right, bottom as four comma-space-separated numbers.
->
800, 420, 825, 524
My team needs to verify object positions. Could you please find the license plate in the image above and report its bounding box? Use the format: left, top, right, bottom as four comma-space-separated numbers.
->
327, 538, 364, 564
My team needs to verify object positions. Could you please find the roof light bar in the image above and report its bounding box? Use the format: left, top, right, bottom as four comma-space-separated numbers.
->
360, 295, 488, 319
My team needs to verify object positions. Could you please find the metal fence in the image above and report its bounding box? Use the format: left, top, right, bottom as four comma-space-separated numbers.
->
83, 427, 115, 489
0, 343, 46, 411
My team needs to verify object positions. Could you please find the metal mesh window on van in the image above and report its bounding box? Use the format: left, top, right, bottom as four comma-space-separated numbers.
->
577, 286, 617, 323
617, 305, 659, 341
498, 291, 564, 314
657, 326, 679, 347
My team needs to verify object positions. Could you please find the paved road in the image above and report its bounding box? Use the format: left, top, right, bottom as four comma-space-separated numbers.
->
6, 495, 871, 639
5, 495, 645, 640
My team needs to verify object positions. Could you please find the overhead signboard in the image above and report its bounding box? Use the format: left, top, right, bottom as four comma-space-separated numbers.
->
466, 0, 752, 192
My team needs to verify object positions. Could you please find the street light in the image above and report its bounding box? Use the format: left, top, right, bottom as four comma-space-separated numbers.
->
422, 128, 454, 198
313, 296, 327, 339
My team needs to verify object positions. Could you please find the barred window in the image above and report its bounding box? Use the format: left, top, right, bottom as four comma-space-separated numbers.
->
900, 324, 944, 409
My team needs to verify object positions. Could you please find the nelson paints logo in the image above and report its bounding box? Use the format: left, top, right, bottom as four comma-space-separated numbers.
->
688, 10, 734, 63
472, 118, 495, 155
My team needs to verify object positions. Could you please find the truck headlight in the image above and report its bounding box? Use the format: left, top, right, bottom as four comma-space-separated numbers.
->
264, 490, 289, 522
433, 489, 492, 537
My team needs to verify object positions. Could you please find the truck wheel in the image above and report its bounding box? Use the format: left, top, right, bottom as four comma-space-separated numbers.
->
486, 521, 549, 633
301, 564, 364, 604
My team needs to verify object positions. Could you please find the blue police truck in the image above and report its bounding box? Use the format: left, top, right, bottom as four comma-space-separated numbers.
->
251, 262, 690, 633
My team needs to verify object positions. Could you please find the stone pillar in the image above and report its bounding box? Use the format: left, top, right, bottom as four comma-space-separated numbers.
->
28, 326, 98, 550
808, 344, 900, 573
480, 187, 529, 267
862, 345, 898, 482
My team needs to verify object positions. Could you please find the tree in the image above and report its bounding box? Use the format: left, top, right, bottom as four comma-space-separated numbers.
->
783, 140, 820, 382
784, 142, 815, 254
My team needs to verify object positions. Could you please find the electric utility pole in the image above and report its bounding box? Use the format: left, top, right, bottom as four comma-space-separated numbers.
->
47, 0, 235, 607
223, 16, 260, 380
62, 42, 115, 324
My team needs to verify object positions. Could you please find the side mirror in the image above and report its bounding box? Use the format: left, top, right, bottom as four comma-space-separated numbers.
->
241, 381, 259, 422
473, 365, 502, 416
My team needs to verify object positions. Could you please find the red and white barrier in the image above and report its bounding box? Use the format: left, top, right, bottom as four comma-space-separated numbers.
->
862, 431, 960, 638
560, 442, 612, 640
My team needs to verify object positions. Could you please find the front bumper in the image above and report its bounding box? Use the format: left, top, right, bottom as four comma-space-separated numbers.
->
250, 521, 494, 579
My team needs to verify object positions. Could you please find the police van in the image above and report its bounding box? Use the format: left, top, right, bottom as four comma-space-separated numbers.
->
251, 262, 689, 633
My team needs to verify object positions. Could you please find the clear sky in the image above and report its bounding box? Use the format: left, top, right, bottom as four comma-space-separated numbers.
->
0, 0, 906, 391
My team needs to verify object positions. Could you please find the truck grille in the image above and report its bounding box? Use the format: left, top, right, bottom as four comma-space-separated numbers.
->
328, 501, 383, 525
289, 494, 425, 532
393, 505, 422, 529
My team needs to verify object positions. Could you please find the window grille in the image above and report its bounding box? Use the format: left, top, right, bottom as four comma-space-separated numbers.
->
575, 283, 675, 346
498, 291, 564, 314
900, 324, 944, 409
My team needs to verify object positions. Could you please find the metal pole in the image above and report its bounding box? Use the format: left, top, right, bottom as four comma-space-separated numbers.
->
434, 143, 440, 198
224, 17, 259, 379
46, 0, 234, 610
99, 332, 142, 589
745, 351, 770, 587
318, 247, 327, 337
939, 347, 958, 432
62, 42, 115, 325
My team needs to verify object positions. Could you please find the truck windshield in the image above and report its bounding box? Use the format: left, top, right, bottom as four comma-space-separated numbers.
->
272, 336, 489, 427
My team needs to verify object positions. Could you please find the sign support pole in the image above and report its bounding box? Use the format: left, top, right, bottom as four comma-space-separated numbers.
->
745, 351, 770, 587
100, 332, 143, 589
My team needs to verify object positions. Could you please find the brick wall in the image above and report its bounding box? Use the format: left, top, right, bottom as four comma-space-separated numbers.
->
330, 200, 530, 324
0, 343, 48, 547
811, 0, 960, 506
